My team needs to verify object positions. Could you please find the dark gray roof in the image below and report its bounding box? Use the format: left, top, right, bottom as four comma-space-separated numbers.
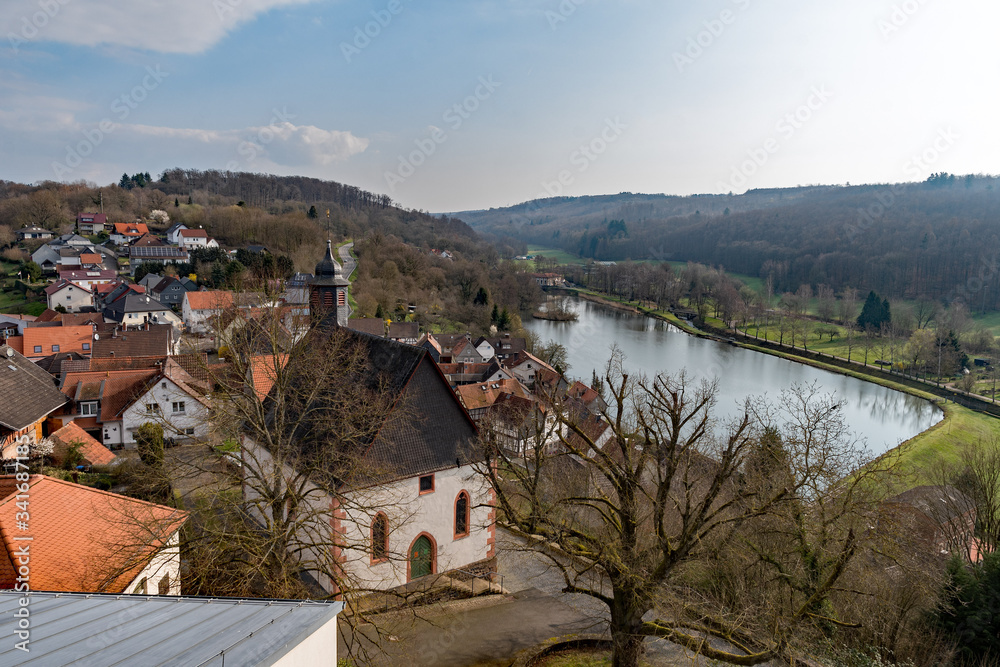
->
0, 591, 343, 667
0, 345, 68, 432
103, 294, 168, 320
348, 317, 385, 336
92, 326, 172, 359
269, 327, 479, 487
388, 322, 419, 339
889, 485, 975, 523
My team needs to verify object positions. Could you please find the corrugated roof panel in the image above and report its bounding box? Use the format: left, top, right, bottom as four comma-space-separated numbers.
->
0, 592, 342, 667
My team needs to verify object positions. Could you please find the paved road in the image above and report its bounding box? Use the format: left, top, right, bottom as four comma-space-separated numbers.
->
339, 241, 356, 280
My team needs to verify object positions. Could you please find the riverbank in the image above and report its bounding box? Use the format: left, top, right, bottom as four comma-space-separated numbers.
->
559, 286, 1000, 482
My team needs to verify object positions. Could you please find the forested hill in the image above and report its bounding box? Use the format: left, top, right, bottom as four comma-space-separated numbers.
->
455, 175, 1000, 310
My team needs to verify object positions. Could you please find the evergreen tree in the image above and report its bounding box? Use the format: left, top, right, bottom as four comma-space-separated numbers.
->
857, 291, 891, 332
935, 553, 1000, 664
474, 287, 489, 306
136, 422, 164, 469
308, 205, 318, 219
174, 198, 180, 207
490, 304, 500, 325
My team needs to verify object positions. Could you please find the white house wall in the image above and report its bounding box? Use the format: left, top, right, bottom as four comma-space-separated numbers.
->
124, 530, 183, 596
48, 285, 93, 313
122, 379, 210, 446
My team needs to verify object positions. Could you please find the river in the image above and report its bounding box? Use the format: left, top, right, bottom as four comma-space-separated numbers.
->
524, 296, 943, 457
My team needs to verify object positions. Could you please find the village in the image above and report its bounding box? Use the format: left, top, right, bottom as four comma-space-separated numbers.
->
0, 211, 619, 664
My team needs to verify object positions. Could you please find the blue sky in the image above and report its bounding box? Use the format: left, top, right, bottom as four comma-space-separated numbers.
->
1, 0, 998, 212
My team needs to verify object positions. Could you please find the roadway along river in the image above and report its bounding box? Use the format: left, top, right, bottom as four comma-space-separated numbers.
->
524, 295, 943, 457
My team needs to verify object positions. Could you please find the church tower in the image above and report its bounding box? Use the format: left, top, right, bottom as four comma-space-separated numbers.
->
309, 240, 350, 327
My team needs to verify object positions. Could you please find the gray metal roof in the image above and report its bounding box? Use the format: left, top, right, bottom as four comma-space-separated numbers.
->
0, 591, 344, 666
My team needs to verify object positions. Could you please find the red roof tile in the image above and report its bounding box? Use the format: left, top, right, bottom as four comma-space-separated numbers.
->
184, 290, 233, 311
22, 325, 94, 359
60, 369, 159, 419
0, 475, 187, 593
46, 421, 116, 467
179, 228, 208, 238
112, 222, 149, 236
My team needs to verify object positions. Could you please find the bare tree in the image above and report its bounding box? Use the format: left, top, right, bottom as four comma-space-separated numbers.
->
480, 350, 888, 666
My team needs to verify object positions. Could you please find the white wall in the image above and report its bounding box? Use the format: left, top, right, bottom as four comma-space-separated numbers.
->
122, 378, 210, 446
274, 614, 339, 667
241, 437, 493, 594
124, 530, 183, 595
48, 284, 93, 312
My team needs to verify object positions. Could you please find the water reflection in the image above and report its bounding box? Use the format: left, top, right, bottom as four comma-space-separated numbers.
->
525, 296, 943, 457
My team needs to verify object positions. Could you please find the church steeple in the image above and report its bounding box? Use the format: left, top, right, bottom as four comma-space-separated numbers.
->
309, 240, 350, 327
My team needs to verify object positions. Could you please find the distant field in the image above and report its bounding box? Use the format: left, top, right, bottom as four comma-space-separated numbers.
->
526, 245, 587, 266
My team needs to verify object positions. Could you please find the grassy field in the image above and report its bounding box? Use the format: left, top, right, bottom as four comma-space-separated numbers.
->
526, 245, 588, 266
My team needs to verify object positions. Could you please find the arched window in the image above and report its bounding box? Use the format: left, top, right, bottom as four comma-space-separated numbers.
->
371, 513, 388, 562
454, 491, 470, 538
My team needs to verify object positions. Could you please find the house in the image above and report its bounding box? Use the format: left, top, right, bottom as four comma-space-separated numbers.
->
182, 290, 234, 334
43, 420, 116, 468
22, 324, 95, 361
532, 272, 567, 287
506, 349, 557, 388
128, 245, 189, 269
33, 350, 87, 379
285, 272, 314, 304
565, 380, 608, 415
121, 357, 212, 443
437, 359, 512, 387
110, 222, 149, 245
44, 279, 93, 313
0, 313, 35, 338
131, 232, 165, 247
0, 592, 344, 666
0, 474, 187, 593
58, 367, 160, 447
56, 268, 116, 291
16, 225, 53, 241
417, 333, 477, 364
31, 234, 96, 273
103, 293, 182, 330
165, 222, 188, 244
0, 344, 68, 460
475, 334, 527, 363
455, 377, 533, 422
451, 337, 485, 364
76, 211, 108, 235
150, 275, 196, 306
389, 321, 420, 345
242, 247, 493, 593
177, 227, 218, 249
137, 272, 163, 290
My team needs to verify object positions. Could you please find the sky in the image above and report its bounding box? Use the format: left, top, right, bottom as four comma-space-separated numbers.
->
1, 0, 998, 213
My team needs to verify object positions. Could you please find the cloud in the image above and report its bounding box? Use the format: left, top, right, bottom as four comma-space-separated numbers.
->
1, 0, 320, 54
126, 121, 369, 166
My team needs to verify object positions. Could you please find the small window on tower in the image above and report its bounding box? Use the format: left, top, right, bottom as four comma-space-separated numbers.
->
419, 474, 434, 494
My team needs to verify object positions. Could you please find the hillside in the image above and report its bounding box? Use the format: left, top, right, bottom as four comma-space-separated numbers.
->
456, 175, 1000, 310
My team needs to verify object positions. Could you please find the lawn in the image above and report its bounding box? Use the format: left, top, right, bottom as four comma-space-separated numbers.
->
526, 245, 588, 266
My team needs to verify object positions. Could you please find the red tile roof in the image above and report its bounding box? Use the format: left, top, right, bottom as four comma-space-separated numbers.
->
184, 290, 233, 311
60, 369, 159, 419
179, 228, 208, 238
46, 421, 116, 467
0, 475, 187, 593
79, 253, 102, 265
22, 325, 94, 359
456, 378, 531, 412
112, 222, 149, 236
249, 354, 288, 401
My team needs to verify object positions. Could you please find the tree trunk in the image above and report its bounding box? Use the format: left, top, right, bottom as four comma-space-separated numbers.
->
611, 628, 645, 667
610, 593, 646, 667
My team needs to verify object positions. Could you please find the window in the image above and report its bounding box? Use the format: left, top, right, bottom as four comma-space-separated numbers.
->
80, 402, 98, 417
371, 513, 388, 562
161, 382, 167, 389
82, 342, 90, 351
419, 474, 434, 494
157, 574, 171, 595
172, 401, 186, 414
146, 403, 159, 414
104, 431, 111, 440
455, 491, 470, 538
133, 577, 147, 595
51, 345, 59, 352
33, 346, 41, 354
184, 428, 194, 435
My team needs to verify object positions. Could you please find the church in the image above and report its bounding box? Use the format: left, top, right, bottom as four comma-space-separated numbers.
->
241, 241, 494, 595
